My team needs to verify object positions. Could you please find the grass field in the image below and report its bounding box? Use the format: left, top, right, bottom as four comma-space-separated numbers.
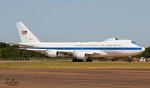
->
0, 61, 150, 69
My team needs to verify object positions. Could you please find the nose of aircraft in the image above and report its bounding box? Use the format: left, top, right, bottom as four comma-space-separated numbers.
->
141, 47, 145, 52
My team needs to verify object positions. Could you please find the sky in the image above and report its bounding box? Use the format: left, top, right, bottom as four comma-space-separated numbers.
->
0, 0, 150, 47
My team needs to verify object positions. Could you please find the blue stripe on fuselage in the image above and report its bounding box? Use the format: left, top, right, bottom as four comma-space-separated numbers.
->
30, 47, 142, 50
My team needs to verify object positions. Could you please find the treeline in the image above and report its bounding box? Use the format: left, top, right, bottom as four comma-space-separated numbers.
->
0, 42, 47, 58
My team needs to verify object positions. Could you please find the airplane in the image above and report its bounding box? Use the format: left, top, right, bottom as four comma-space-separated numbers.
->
16, 22, 145, 62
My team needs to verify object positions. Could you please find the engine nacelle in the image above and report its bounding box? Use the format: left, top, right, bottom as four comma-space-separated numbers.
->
73, 52, 87, 60
46, 50, 58, 57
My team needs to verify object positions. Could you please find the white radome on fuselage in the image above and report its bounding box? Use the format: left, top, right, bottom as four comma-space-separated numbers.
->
16, 22, 145, 61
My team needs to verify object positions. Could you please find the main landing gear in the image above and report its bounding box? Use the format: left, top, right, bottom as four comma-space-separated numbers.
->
72, 58, 93, 62
86, 58, 93, 62
72, 58, 83, 62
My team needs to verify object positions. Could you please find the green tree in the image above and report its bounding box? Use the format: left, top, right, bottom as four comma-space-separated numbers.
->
0, 42, 47, 58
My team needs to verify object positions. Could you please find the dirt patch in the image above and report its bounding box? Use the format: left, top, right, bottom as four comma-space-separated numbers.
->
0, 69, 150, 88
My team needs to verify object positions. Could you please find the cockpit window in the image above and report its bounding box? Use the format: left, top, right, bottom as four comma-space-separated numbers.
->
131, 41, 136, 43
131, 41, 142, 47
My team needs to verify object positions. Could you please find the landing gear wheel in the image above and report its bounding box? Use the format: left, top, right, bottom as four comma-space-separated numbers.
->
86, 59, 93, 62
128, 57, 132, 62
128, 59, 132, 62
72, 59, 83, 62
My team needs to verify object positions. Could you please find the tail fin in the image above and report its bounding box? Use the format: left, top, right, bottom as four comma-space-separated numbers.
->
16, 22, 40, 43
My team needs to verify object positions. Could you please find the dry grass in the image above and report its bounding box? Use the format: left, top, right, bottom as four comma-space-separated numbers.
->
0, 61, 150, 69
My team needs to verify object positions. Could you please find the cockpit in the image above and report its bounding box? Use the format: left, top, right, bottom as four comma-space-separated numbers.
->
131, 41, 136, 43
131, 40, 143, 48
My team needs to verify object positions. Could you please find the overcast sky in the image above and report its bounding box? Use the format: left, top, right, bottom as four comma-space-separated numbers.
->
0, 0, 150, 47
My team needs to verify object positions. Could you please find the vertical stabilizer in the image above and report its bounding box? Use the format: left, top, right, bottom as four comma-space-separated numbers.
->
16, 22, 40, 43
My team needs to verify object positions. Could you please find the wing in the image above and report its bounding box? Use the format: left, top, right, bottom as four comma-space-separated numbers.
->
46, 50, 108, 58
8, 43, 33, 48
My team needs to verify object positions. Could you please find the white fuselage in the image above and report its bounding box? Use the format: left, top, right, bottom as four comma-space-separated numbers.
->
20, 40, 145, 57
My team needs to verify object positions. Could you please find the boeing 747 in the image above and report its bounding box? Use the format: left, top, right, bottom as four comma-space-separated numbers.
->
16, 22, 145, 62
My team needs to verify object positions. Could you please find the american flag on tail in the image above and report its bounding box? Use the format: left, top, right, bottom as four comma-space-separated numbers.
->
22, 30, 27, 35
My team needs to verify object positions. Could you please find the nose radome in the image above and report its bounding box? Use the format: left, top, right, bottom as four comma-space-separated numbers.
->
142, 47, 145, 52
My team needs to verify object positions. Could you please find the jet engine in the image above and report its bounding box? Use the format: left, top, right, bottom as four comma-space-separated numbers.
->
46, 50, 58, 57
73, 52, 87, 59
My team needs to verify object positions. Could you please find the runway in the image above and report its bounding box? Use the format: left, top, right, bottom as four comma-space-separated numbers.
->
0, 69, 150, 88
